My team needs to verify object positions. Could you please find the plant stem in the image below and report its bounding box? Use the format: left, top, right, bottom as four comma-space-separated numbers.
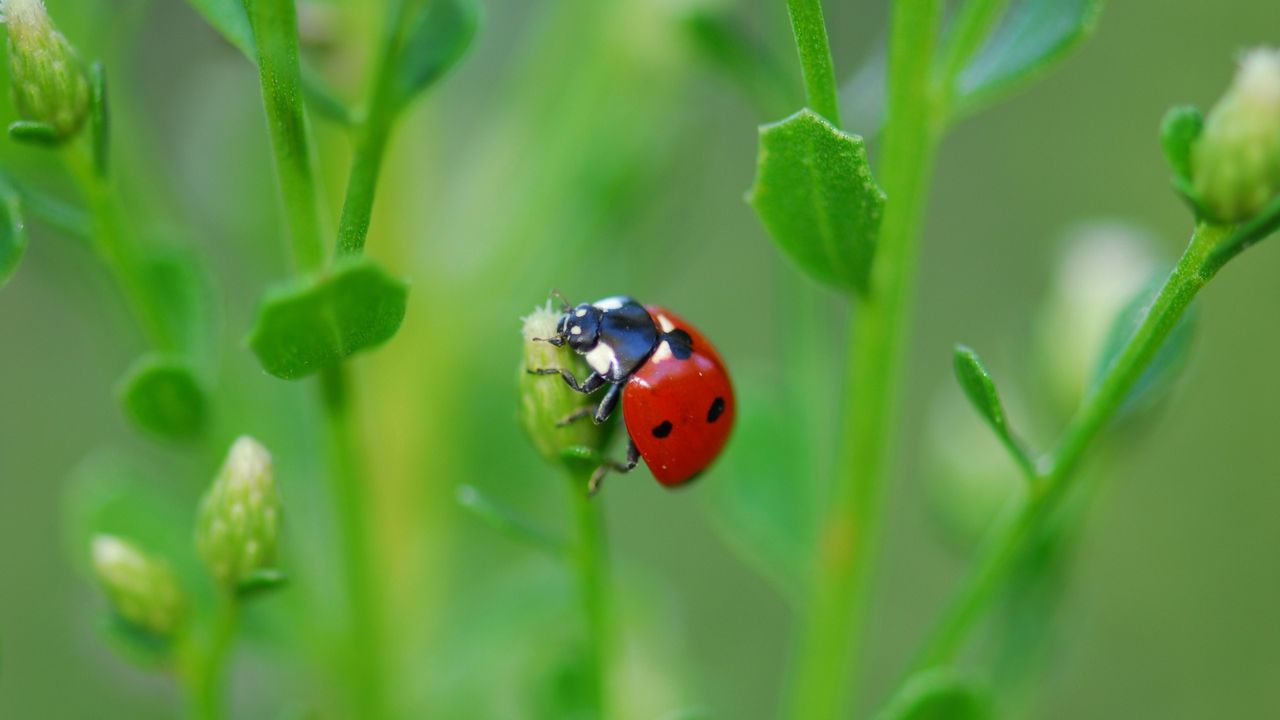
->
785, 0, 842, 126
569, 475, 610, 719
246, 0, 385, 715
246, 0, 325, 273
904, 222, 1227, 675
189, 595, 240, 720
336, 111, 392, 257
785, 2, 943, 718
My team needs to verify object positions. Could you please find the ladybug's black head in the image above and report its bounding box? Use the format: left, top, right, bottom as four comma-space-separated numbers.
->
558, 303, 602, 352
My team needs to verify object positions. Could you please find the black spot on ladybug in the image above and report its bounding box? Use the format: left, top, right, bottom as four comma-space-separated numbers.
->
652, 420, 673, 438
664, 329, 693, 360
707, 397, 725, 423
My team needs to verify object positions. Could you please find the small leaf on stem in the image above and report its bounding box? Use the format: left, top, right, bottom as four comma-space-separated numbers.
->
0, 191, 27, 289
247, 257, 409, 380
90, 62, 109, 176
8, 120, 63, 147
116, 354, 208, 440
748, 109, 886, 295
1161, 105, 1202, 183
388, 0, 479, 112
953, 344, 1033, 474
953, 0, 1103, 114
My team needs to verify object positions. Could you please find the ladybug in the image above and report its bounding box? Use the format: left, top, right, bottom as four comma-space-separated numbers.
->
530, 295, 735, 494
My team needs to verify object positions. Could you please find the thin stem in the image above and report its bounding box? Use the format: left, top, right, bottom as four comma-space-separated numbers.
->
320, 365, 386, 719
189, 595, 240, 720
569, 475, 610, 718
903, 223, 1227, 676
785, 0, 843, 125
246, 0, 325, 272
785, 2, 943, 718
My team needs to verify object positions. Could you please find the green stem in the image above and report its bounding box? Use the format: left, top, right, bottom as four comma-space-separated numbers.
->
785, 0, 842, 125
785, 2, 943, 718
569, 474, 610, 719
246, 0, 325, 273
245, 0, 385, 715
904, 222, 1227, 676
189, 595, 240, 720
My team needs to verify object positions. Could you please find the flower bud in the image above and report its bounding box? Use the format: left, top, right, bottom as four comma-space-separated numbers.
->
91, 535, 186, 636
3, 0, 90, 140
518, 302, 610, 468
196, 436, 282, 590
1192, 48, 1280, 222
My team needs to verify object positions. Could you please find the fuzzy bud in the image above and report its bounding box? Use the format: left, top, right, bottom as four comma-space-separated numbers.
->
91, 535, 186, 636
3, 0, 90, 139
518, 302, 610, 468
196, 436, 282, 590
1192, 48, 1280, 222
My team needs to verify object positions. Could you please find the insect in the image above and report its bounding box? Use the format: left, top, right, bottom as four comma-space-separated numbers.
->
529, 294, 735, 494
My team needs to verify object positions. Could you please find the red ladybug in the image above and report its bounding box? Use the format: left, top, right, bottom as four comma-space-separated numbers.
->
530, 295, 735, 493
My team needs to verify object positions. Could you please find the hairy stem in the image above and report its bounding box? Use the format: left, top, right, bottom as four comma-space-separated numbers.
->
570, 475, 610, 718
785, 2, 943, 718
904, 223, 1227, 676
785, 0, 842, 126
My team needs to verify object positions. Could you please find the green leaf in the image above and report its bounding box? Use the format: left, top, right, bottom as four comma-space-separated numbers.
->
954, 0, 1104, 113
1091, 274, 1196, 418
748, 109, 886, 295
1161, 106, 1202, 182
116, 354, 208, 440
140, 247, 213, 357
388, 0, 480, 112
0, 191, 27, 289
953, 345, 1033, 473
247, 257, 409, 380
236, 567, 288, 600
8, 121, 63, 147
184, 0, 254, 56
878, 669, 991, 720
90, 62, 109, 176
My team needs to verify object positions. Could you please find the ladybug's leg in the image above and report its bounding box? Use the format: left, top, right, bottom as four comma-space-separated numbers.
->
527, 368, 605, 394
588, 440, 640, 496
559, 381, 622, 427
555, 406, 593, 427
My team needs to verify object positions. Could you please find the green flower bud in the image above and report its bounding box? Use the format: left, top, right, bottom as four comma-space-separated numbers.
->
196, 436, 282, 590
1192, 48, 1280, 222
518, 302, 611, 469
3, 0, 90, 140
91, 535, 186, 636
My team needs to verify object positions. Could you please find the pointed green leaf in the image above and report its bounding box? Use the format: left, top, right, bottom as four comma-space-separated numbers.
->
236, 568, 288, 600
878, 669, 991, 720
1091, 275, 1196, 419
748, 109, 886, 295
954, 0, 1104, 113
0, 191, 27, 289
1161, 106, 1202, 182
90, 62, 109, 177
953, 345, 1033, 474
389, 0, 479, 111
184, 0, 254, 56
8, 121, 63, 147
247, 257, 409, 380
116, 354, 208, 440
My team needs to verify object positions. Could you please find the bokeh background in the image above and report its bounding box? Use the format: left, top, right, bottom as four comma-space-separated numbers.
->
2, 0, 1279, 717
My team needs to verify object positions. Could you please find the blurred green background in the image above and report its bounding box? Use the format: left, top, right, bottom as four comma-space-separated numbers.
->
1, 0, 1279, 718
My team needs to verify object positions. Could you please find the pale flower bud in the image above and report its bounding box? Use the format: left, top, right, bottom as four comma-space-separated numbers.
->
91, 535, 186, 637
518, 302, 610, 468
2, 0, 90, 139
1192, 48, 1280, 222
196, 436, 282, 590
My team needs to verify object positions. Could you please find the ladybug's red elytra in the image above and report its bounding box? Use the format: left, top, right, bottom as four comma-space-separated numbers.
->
529, 295, 735, 494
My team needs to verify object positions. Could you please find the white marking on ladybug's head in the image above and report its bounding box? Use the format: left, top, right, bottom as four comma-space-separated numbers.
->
570, 326, 582, 335
585, 342, 617, 376
575, 308, 587, 317
593, 296, 627, 311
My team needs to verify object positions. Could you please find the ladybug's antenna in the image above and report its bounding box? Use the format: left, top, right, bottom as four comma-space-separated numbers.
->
549, 289, 572, 313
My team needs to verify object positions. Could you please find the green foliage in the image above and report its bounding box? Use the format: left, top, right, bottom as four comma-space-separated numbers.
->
90, 62, 109, 176
1090, 275, 1196, 417
952, 344, 1031, 473
247, 257, 409, 380
184, 0, 254, 56
235, 567, 288, 600
749, 109, 886, 295
387, 0, 480, 112
7, 120, 62, 147
1161, 106, 1203, 184
878, 669, 991, 720
116, 355, 207, 440
0, 191, 26, 289
953, 0, 1104, 114
455, 484, 564, 556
